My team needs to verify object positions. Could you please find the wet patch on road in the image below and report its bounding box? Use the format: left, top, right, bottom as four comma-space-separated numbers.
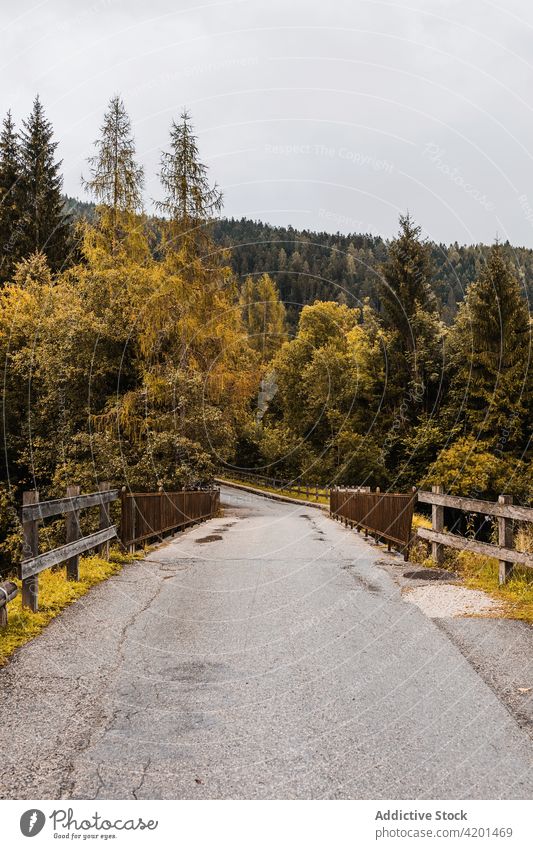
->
195, 535, 223, 544
340, 565, 382, 594
404, 568, 458, 581
162, 660, 229, 683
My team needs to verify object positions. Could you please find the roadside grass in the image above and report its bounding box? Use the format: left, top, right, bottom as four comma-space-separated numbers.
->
0, 549, 137, 666
411, 528, 533, 623
412, 512, 432, 530
219, 476, 329, 504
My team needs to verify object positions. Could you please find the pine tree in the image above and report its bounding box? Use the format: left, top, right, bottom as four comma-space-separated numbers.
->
157, 110, 222, 254
378, 213, 443, 419
18, 96, 72, 271
447, 243, 531, 448
379, 213, 435, 347
83, 95, 144, 256
0, 111, 22, 283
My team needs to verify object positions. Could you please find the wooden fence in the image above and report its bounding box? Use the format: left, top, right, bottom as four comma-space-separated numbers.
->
219, 470, 329, 502
120, 488, 220, 550
14, 484, 220, 614
330, 487, 417, 559
0, 581, 17, 627
20, 482, 120, 611
417, 486, 533, 584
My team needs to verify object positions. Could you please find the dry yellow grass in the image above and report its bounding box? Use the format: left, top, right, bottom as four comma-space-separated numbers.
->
0, 549, 137, 665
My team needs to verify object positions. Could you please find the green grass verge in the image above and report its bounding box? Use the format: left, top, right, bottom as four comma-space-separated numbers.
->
219, 476, 329, 504
0, 549, 138, 666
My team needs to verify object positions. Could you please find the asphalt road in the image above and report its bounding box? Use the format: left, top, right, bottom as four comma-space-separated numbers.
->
0, 485, 532, 799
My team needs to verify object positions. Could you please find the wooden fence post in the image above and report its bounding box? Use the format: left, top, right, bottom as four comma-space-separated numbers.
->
431, 484, 444, 565
498, 494, 514, 585
98, 481, 111, 559
21, 490, 39, 611
129, 493, 136, 553
65, 484, 81, 580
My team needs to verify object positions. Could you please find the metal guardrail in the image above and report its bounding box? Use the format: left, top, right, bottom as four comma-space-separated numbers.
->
220, 470, 329, 501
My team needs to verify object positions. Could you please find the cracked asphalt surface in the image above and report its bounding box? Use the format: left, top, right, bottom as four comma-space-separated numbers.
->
0, 485, 532, 799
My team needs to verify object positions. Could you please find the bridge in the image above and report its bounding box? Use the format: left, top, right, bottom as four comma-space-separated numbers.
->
0, 484, 532, 799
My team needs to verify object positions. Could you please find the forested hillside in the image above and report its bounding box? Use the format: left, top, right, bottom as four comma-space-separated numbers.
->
64, 198, 533, 325
1, 95, 532, 576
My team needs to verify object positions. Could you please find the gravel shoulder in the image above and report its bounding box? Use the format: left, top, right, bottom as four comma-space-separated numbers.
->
376, 550, 533, 739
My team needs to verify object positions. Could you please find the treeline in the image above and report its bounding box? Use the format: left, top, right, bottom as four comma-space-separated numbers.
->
213, 219, 533, 327
255, 218, 532, 502
64, 197, 533, 328
0, 95, 532, 574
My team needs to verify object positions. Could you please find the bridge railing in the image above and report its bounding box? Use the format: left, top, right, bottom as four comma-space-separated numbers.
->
330, 487, 417, 560
120, 488, 220, 551
14, 484, 220, 614
20, 482, 120, 612
219, 470, 329, 501
417, 486, 533, 585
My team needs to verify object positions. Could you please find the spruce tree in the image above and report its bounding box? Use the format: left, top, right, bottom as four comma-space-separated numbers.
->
18, 96, 72, 272
447, 243, 531, 449
378, 213, 443, 418
379, 213, 435, 347
0, 111, 22, 283
83, 95, 144, 256
157, 110, 222, 254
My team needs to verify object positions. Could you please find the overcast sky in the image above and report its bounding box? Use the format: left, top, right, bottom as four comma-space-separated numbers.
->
3, 0, 533, 246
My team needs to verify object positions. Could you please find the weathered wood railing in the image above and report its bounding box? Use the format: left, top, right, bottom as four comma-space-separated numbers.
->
20, 482, 119, 611
417, 486, 533, 584
120, 488, 220, 550
0, 581, 18, 628
330, 487, 417, 559
219, 470, 329, 502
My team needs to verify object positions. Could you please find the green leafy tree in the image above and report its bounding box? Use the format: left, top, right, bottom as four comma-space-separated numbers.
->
240, 273, 288, 362
260, 301, 388, 484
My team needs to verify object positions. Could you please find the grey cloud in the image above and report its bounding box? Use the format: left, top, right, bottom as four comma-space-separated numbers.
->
2, 0, 533, 245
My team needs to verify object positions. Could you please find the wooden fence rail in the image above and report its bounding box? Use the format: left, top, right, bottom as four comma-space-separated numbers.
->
120, 488, 220, 550
17, 484, 221, 612
219, 470, 329, 502
330, 487, 417, 559
417, 487, 533, 584
0, 581, 18, 628
20, 482, 120, 611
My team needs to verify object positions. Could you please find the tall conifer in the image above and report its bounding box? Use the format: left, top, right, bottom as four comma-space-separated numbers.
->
447, 243, 531, 448
0, 111, 22, 282
83, 95, 144, 256
18, 96, 72, 271
157, 110, 222, 255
